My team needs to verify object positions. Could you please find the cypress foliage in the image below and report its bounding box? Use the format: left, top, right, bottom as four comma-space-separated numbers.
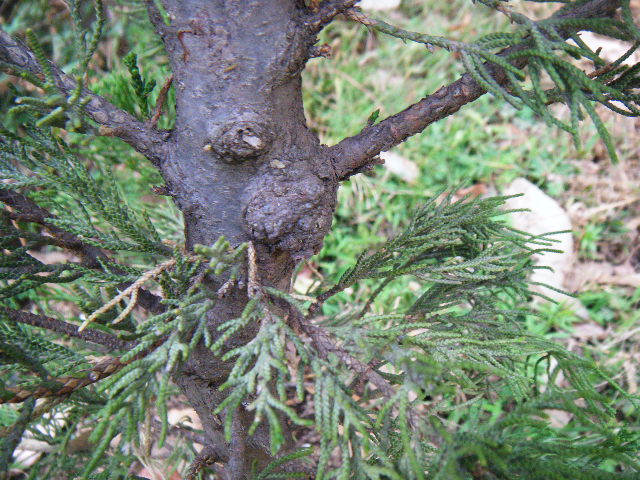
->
0, 1, 638, 479
348, 0, 640, 162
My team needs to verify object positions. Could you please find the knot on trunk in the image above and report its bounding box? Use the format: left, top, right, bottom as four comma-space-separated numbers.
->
243, 156, 338, 262
209, 121, 273, 162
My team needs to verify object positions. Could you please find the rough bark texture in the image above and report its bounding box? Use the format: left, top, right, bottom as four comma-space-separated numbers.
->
147, 0, 623, 476
0, 0, 624, 477
156, 0, 338, 261
151, 1, 339, 476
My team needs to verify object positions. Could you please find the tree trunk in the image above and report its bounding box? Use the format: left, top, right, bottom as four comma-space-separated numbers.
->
154, 1, 337, 476
0, 0, 627, 477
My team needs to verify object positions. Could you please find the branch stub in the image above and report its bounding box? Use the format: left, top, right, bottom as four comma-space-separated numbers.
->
209, 121, 273, 163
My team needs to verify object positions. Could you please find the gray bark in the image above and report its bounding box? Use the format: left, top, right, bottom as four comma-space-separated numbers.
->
151, 1, 339, 476
2, 0, 623, 476
156, 0, 338, 260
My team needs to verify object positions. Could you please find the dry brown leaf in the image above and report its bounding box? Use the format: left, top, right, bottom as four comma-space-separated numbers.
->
566, 261, 640, 291
27, 249, 78, 265
571, 322, 607, 341
544, 409, 573, 429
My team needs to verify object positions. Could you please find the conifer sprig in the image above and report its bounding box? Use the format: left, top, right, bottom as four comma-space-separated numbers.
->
0, 1, 637, 477
0, 122, 169, 257
123, 52, 157, 119
2, 1, 105, 131
1, 187, 637, 478
345, 0, 640, 161
292, 191, 638, 478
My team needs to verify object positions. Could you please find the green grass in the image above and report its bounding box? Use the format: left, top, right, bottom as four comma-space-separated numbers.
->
301, 0, 639, 409
1, 0, 637, 467
2, 0, 636, 389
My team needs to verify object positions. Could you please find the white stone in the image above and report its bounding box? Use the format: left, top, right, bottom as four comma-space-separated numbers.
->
359, 0, 401, 11
379, 151, 420, 184
503, 178, 589, 318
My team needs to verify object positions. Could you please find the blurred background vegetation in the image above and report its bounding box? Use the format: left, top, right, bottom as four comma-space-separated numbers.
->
302, 1, 640, 399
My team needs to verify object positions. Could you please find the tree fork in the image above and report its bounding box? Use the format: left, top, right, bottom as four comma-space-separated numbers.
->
145, 0, 626, 476
0, 0, 627, 476
151, 1, 338, 475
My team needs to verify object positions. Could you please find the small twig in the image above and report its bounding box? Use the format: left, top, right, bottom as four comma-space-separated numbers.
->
0, 307, 134, 351
587, 62, 618, 79
288, 309, 423, 428
344, 7, 376, 26
227, 409, 247, 480
307, 285, 341, 316
178, 30, 193, 62
1, 189, 104, 269
112, 287, 139, 325
247, 242, 261, 298
185, 445, 220, 480
537, 63, 630, 106
492, 2, 532, 25
0, 335, 168, 405
304, 0, 359, 34
148, 74, 173, 129
288, 292, 318, 304
80, 258, 176, 331
245, 243, 279, 330
287, 309, 395, 400
142, 410, 154, 458
1, 356, 126, 404
345, 7, 454, 52
1, 189, 166, 315
172, 424, 208, 447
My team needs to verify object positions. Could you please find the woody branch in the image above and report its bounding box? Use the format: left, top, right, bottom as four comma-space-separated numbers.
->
0, 28, 168, 165
327, 0, 621, 180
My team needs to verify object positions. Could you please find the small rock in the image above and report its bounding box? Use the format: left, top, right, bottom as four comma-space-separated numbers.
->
379, 151, 420, 184
572, 322, 607, 341
359, 0, 401, 10
503, 178, 589, 318
545, 409, 573, 428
